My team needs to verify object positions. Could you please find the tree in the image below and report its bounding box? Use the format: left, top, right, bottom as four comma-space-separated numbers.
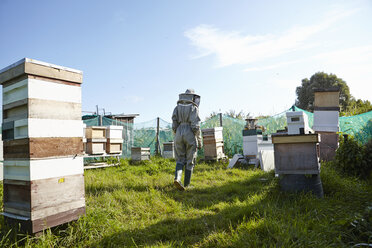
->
345, 99, 372, 116
295, 72, 351, 112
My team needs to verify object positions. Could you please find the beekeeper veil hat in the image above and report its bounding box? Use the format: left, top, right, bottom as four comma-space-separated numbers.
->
178, 89, 201, 107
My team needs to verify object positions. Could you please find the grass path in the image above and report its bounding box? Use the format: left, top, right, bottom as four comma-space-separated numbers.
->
0, 158, 371, 247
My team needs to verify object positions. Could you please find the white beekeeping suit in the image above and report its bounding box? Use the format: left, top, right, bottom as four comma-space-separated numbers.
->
172, 89, 202, 191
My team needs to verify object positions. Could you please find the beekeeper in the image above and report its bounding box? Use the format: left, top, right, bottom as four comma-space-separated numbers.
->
172, 89, 202, 191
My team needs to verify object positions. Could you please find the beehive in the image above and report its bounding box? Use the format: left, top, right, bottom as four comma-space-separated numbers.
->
131, 147, 150, 161
162, 142, 174, 159
202, 127, 225, 160
106, 126, 123, 154
85, 126, 107, 155
272, 133, 320, 174
0, 58, 85, 233
313, 88, 340, 161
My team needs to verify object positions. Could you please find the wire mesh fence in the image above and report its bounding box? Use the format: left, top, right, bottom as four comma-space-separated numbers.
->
82, 107, 372, 158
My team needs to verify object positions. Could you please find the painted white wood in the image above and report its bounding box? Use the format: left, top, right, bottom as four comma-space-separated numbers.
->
0, 58, 82, 75
107, 138, 123, 144
313, 110, 339, 132
243, 135, 258, 142
3, 157, 84, 181
286, 111, 312, 135
3, 78, 81, 105
106, 125, 123, 139
14, 119, 83, 139
243, 135, 273, 157
259, 150, 275, 172
0, 162, 3, 181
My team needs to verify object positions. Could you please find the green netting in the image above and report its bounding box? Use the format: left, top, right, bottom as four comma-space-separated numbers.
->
82, 107, 372, 158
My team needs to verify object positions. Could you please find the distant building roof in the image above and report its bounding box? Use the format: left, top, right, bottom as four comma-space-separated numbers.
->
105, 114, 139, 118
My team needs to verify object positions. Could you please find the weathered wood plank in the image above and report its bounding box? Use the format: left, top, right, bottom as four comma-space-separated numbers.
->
4, 137, 83, 159
3, 174, 85, 220
274, 143, 320, 174
85, 126, 106, 139
3, 98, 81, 121
0, 58, 83, 84
314, 90, 339, 108
4, 206, 85, 234
272, 134, 320, 144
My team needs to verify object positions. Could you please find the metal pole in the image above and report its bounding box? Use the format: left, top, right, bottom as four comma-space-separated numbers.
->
219, 113, 223, 127
155, 117, 160, 155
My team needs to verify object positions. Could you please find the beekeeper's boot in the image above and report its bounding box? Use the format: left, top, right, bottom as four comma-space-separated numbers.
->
174, 163, 185, 191
184, 169, 192, 188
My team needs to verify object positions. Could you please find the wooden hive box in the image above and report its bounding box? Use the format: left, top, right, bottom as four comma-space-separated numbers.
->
0, 58, 85, 234
85, 126, 107, 155
131, 147, 150, 161
314, 88, 340, 108
201, 127, 223, 143
272, 134, 320, 175
204, 141, 225, 160
202, 127, 225, 160
162, 142, 174, 159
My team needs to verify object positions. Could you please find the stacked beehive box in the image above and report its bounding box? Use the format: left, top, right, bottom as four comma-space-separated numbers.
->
131, 147, 150, 161
162, 142, 174, 158
0, 58, 85, 233
272, 117, 323, 197
242, 118, 274, 169
106, 125, 123, 154
313, 88, 340, 161
85, 126, 107, 155
202, 127, 225, 161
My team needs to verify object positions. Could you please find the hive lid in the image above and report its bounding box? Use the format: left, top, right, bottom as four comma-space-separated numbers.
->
0, 58, 83, 84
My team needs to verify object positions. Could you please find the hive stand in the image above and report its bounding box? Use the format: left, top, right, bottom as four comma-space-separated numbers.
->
0, 58, 85, 234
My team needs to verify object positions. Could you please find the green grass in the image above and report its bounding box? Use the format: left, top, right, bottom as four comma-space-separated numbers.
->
0, 157, 371, 247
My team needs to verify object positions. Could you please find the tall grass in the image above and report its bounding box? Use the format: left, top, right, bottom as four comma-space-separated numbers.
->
0, 158, 371, 247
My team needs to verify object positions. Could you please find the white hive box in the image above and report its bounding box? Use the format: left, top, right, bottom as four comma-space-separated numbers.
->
163, 142, 174, 159
131, 147, 150, 161
313, 111, 339, 132
243, 135, 273, 157
85, 126, 107, 155
106, 126, 123, 154
286, 111, 312, 135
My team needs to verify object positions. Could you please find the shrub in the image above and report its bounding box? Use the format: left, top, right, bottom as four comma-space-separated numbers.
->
333, 135, 372, 179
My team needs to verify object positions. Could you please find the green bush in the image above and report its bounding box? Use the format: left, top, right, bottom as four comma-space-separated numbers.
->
333, 135, 372, 179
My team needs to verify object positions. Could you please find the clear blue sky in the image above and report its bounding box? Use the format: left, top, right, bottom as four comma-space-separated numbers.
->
0, 0, 371, 123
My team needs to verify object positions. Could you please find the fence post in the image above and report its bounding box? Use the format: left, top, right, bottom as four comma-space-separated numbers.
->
155, 117, 160, 155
